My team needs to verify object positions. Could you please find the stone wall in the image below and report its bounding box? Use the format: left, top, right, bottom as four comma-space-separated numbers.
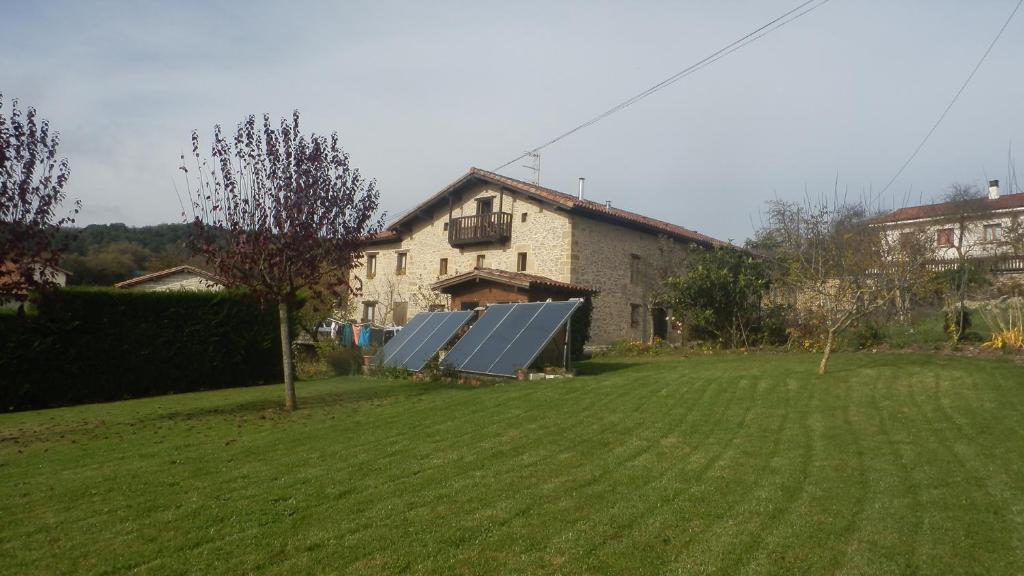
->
569, 216, 692, 345
355, 182, 573, 325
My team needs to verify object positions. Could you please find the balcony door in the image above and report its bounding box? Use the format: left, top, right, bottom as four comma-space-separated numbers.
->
476, 197, 493, 214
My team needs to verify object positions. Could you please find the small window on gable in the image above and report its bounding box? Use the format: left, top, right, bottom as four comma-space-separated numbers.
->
629, 254, 642, 283
477, 197, 494, 214
936, 228, 954, 248
476, 254, 486, 269
366, 253, 377, 279
443, 221, 449, 231
983, 223, 1001, 242
521, 212, 528, 223
396, 252, 408, 275
439, 258, 448, 276
517, 252, 528, 272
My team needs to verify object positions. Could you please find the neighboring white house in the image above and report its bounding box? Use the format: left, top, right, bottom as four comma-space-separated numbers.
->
114, 265, 225, 292
874, 179, 1024, 276
0, 262, 70, 310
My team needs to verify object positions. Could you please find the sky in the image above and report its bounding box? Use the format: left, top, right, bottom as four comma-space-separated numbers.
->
2, 0, 1023, 243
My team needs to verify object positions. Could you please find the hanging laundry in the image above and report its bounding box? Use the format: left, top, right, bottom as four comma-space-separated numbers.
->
340, 323, 353, 348
352, 324, 362, 347
359, 325, 373, 348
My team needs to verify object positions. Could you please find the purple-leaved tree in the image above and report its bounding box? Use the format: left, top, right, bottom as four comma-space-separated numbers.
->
182, 111, 382, 410
0, 95, 79, 313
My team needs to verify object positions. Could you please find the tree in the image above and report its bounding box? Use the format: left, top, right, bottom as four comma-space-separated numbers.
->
664, 247, 771, 348
938, 183, 994, 341
754, 198, 932, 374
0, 95, 79, 309
182, 111, 382, 410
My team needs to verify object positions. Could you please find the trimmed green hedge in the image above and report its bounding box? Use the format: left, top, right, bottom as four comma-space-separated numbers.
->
0, 288, 283, 411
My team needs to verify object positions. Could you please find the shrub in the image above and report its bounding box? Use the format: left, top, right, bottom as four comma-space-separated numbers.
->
0, 287, 284, 411
325, 346, 364, 376
851, 321, 886, 350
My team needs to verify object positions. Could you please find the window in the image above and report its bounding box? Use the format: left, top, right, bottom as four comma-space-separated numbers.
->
476, 254, 486, 268
392, 302, 408, 325
630, 304, 642, 329
439, 257, 448, 276
366, 253, 377, 279
460, 301, 480, 311
361, 301, 377, 323
517, 252, 528, 272
477, 197, 494, 214
983, 223, 1002, 242
396, 252, 407, 275
521, 212, 528, 223
443, 221, 449, 231
936, 228, 954, 247
629, 254, 642, 283
428, 304, 447, 312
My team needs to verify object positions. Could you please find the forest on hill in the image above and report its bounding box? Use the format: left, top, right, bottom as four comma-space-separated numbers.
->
56, 223, 206, 286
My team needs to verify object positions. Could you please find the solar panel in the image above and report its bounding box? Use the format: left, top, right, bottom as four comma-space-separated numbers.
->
443, 300, 581, 377
402, 311, 474, 372
377, 311, 473, 371
377, 312, 434, 366
439, 304, 513, 369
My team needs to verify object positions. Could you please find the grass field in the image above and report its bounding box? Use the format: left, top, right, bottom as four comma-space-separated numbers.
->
3, 352, 1024, 575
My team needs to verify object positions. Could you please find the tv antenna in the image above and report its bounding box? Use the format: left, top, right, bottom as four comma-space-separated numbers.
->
521, 151, 541, 185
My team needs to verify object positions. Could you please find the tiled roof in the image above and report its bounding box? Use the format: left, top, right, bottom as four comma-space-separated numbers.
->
875, 193, 1024, 224
431, 267, 598, 295
386, 168, 732, 248
114, 265, 226, 289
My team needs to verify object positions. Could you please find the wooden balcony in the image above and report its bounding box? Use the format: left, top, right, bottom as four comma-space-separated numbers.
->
448, 212, 512, 247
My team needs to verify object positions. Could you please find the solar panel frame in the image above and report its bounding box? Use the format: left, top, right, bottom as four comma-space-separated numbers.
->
487, 301, 580, 377
443, 300, 581, 378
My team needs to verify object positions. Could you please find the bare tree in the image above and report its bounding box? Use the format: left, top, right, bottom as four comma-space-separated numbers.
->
939, 183, 992, 340
0, 95, 79, 311
756, 198, 932, 374
183, 111, 382, 410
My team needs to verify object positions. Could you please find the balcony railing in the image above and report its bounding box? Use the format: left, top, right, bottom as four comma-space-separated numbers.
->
448, 212, 512, 247
925, 254, 1024, 273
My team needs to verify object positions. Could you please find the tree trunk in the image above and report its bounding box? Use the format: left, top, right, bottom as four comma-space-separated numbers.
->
818, 328, 835, 375
279, 300, 297, 411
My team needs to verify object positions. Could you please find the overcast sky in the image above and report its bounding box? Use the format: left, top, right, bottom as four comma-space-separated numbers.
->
3, 0, 1023, 243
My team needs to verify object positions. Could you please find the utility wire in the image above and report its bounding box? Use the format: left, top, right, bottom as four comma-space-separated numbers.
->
879, 0, 1023, 197
493, 0, 834, 173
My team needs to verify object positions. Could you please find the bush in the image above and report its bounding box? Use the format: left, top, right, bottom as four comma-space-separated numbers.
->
325, 346, 363, 376
851, 321, 886, 350
0, 288, 284, 411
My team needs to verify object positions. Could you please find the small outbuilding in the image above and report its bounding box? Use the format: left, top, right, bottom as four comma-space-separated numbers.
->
115, 265, 225, 292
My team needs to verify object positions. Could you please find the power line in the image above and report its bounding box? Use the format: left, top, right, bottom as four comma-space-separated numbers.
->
879, 0, 1023, 197
493, 0, 834, 173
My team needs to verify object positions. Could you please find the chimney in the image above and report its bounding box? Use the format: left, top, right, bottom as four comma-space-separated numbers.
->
989, 179, 1001, 200
605, 200, 612, 209
578, 177, 585, 200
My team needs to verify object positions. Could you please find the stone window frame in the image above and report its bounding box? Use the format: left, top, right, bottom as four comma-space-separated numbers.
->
439, 257, 449, 276
395, 251, 408, 275
517, 252, 528, 272
476, 254, 486, 268
521, 212, 528, 223
629, 254, 642, 284
362, 301, 377, 323
629, 303, 642, 329
366, 253, 377, 279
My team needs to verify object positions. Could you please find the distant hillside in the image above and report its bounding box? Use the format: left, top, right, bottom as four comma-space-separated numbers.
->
56, 223, 206, 286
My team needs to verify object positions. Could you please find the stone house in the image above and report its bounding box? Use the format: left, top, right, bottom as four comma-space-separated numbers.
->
115, 265, 225, 292
874, 179, 1024, 278
355, 168, 729, 345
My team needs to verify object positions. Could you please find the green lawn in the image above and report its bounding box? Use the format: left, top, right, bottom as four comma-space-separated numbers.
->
3, 353, 1024, 575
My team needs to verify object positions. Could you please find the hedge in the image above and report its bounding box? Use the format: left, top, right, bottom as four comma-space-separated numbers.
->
0, 288, 284, 411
